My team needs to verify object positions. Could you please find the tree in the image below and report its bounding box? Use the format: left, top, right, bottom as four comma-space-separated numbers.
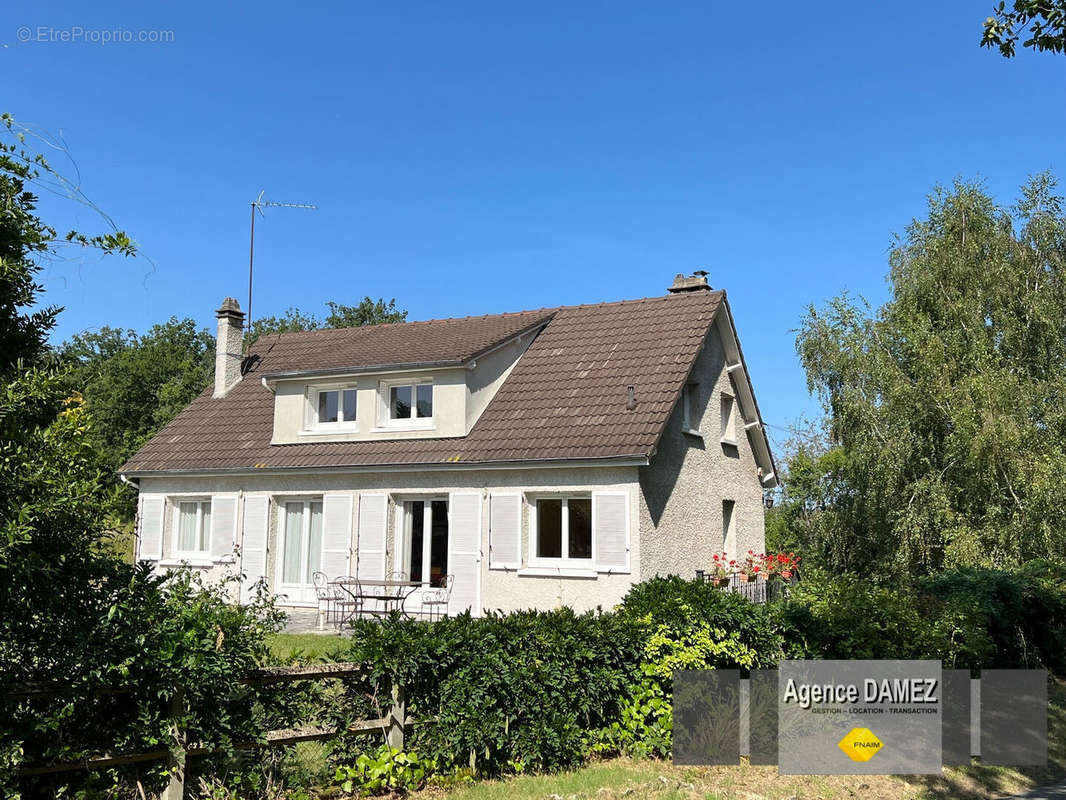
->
59, 319, 215, 499
246, 296, 407, 346
0, 114, 281, 797
982, 1, 1066, 57
794, 174, 1066, 579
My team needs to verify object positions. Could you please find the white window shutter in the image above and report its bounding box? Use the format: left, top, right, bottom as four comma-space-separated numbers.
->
210, 495, 238, 560
488, 493, 521, 570
240, 496, 270, 604
138, 495, 165, 561
356, 493, 387, 581
447, 492, 482, 616
321, 493, 353, 579
593, 491, 630, 573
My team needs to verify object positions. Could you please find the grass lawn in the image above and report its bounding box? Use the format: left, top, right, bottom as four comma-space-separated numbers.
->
267, 631, 348, 662
404, 678, 1066, 800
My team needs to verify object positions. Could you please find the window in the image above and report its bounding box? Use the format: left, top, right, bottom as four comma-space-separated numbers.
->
386, 381, 433, 424
314, 387, 357, 426
533, 497, 593, 562
176, 499, 211, 553
720, 393, 737, 444
682, 383, 701, 435
722, 499, 735, 553
281, 499, 323, 585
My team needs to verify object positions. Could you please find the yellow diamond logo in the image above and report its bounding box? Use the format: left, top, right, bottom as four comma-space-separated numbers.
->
838, 727, 883, 762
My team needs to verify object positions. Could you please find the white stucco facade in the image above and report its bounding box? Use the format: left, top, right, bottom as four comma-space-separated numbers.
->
130, 293, 773, 617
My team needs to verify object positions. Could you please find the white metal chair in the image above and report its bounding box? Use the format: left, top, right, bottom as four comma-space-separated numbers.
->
420, 574, 454, 621
312, 571, 343, 629
332, 575, 362, 627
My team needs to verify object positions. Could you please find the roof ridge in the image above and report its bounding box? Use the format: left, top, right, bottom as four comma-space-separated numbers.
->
250, 290, 722, 349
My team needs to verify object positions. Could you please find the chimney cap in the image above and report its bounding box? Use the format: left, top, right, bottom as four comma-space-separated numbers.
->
216, 297, 245, 320
668, 272, 711, 293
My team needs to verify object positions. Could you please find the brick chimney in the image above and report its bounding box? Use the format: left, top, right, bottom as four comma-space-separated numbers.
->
213, 297, 245, 398
668, 270, 710, 293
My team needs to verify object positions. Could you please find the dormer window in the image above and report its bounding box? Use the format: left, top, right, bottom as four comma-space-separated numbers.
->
385, 380, 433, 426
307, 385, 357, 431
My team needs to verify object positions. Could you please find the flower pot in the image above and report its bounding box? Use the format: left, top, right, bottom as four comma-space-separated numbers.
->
780, 570, 793, 580
744, 573, 758, 583
713, 577, 731, 588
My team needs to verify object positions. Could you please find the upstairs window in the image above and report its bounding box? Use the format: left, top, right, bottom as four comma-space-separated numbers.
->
176, 499, 211, 554
720, 393, 737, 444
311, 387, 357, 428
387, 381, 433, 424
682, 382, 701, 435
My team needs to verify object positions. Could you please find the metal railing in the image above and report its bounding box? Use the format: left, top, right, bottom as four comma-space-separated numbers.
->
693, 570, 799, 603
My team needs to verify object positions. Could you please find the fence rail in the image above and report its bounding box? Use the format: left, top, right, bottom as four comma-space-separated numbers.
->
9, 662, 408, 800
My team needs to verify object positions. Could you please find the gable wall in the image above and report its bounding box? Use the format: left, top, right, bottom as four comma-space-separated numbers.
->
637, 320, 766, 580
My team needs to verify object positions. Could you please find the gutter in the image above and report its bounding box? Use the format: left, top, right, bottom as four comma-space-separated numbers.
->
121, 454, 650, 479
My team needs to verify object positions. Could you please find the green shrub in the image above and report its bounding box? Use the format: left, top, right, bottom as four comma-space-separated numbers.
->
775, 572, 937, 661
918, 561, 1066, 673
335, 745, 436, 794
341, 608, 646, 776
618, 576, 782, 668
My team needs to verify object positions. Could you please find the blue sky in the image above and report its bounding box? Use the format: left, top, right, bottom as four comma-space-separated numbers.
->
4, 1, 1064, 448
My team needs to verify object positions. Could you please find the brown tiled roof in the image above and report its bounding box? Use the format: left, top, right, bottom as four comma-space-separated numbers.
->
254, 309, 556, 375
121, 290, 724, 473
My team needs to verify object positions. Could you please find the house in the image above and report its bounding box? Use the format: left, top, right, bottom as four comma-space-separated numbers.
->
121, 272, 776, 616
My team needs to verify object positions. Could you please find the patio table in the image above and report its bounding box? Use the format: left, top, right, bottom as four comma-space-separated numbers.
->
329, 578, 422, 623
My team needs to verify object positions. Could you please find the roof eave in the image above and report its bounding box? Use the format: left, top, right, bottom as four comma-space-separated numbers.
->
119, 453, 650, 479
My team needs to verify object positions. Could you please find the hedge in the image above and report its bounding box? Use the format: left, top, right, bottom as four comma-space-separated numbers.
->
334, 564, 1066, 779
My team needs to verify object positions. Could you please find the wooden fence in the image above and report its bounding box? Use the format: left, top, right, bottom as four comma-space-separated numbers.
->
10, 662, 410, 800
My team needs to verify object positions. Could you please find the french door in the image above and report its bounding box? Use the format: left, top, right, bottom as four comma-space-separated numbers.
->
278, 499, 323, 604
401, 499, 449, 587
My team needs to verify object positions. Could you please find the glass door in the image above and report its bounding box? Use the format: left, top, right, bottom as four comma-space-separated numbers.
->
402, 499, 449, 587
278, 499, 323, 604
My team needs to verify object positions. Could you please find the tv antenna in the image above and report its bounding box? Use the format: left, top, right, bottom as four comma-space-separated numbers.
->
247, 190, 317, 333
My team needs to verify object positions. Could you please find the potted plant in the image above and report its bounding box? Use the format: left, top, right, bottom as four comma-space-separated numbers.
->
763, 552, 800, 580
709, 553, 735, 587
740, 550, 762, 582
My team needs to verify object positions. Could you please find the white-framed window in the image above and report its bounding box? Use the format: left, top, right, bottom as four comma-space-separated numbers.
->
175, 499, 211, 554
382, 379, 433, 427
720, 393, 737, 445
530, 496, 593, 565
279, 498, 324, 586
682, 382, 701, 435
307, 385, 357, 430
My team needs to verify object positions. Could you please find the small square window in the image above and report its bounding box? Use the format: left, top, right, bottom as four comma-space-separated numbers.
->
387, 382, 433, 423
315, 387, 356, 426
534, 496, 593, 563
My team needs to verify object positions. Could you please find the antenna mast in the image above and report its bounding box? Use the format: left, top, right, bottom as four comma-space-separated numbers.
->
247, 189, 317, 334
